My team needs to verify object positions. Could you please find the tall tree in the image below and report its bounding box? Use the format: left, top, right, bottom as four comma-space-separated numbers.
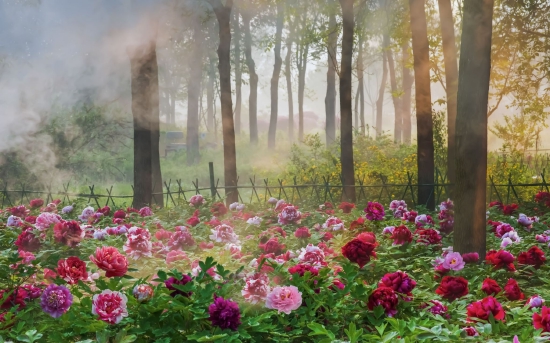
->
401, 41, 413, 144
233, 6, 242, 135
187, 15, 204, 166
437, 0, 459, 196
325, 2, 337, 145
358, 35, 365, 136
268, 0, 284, 149
207, 0, 239, 204
296, 20, 309, 142
285, 18, 295, 143
339, 0, 356, 202
242, 9, 259, 145
207, 55, 216, 133
386, 47, 402, 143
409, 0, 434, 209
453, 0, 494, 258
375, 41, 388, 137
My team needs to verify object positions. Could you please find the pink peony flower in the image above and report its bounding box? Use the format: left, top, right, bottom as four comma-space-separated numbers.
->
89, 246, 128, 277
265, 286, 302, 314
168, 226, 196, 250
92, 290, 128, 324
298, 244, 326, 266
138, 207, 153, 217
278, 206, 302, 225
209, 224, 239, 244
294, 227, 311, 238
242, 273, 270, 304
382, 226, 395, 235
322, 216, 344, 231
35, 212, 62, 231
166, 250, 189, 266
123, 227, 152, 260
189, 194, 205, 207
364, 202, 385, 221
442, 252, 465, 271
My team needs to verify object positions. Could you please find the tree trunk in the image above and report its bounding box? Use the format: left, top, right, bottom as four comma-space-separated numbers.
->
187, 20, 203, 166
402, 41, 413, 144
209, 0, 239, 205
339, 0, 356, 202
453, 0, 494, 259
170, 91, 176, 125
325, 7, 337, 145
268, 1, 284, 150
242, 13, 258, 145
387, 48, 401, 143
358, 36, 365, 136
285, 32, 294, 143
437, 0, 459, 197
409, 0, 435, 209
207, 56, 215, 133
297, 33, 308, 142
233, 8, 242, 135
354, 82, 359, 130
376, 46, 388, 137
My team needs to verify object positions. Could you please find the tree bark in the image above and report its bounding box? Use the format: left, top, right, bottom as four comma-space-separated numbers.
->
409, 0, 435, 209
376, 45, 388, 137
437, 0, 459, 197
339, 0, 356, 202
242, 12, 258, 145
268, 1, 284, 150
187, 19, 203, 166
402, 41, 413, 144
453, 0, 494, 259
325, 6, 337, 145
296, 25, 308, 142
233, 7, 242, 135
387, 48, 402, 143
207, 56, 215, 133
285, 30, 294, 143
358, 36, 365, 136
209, 0, 239, 205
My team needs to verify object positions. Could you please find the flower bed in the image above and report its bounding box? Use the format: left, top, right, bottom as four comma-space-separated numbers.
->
1, 194, 550, 342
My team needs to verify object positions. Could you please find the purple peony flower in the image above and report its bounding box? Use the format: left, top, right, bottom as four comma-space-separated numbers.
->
442, 252, 465, 271
364, 202, 385, 221
40, 284, 73, 318
208, 296, 241, 331
165, 275, 193, 298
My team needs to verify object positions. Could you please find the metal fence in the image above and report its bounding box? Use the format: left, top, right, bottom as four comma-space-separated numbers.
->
1, 162, 549, 209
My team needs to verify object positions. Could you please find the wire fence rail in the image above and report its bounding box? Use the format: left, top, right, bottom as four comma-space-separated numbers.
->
1, 162, 549, 209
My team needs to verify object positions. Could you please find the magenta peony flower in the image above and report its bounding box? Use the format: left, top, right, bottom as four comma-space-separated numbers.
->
40, 284, 73, 318
138, 206, 153, 217
442, 252, 465, 271
364, 202, 385, 221
123, 227, 152, 260
462, 252, 479, 264
242, 273, 270, 304
189, 194, 205, 207
209, 296, 241, 331
265, 286, 302, 314
278, 205, 302, 225
379, 271, 416, 295
92, 290, 128, 324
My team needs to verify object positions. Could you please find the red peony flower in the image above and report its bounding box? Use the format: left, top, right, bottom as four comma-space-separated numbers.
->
379, 271, 416, 295
57, 257, 88, 285
288, 264, 319, 277
349, 217, 366, 230
89, 246, 128, 277
0, 288, 28, 310
489, 201, 503, 209
462, 252, 479, 264
338, 202, 356, 214
356, 232, 377, 244
535, 191, 550, 208
29, 199, 44, 209
518, 246, 546, 269
24, 216, 37, 224
210, 202, 228, 217
481, 278, 501, 296
467, 296, 505, 322
414, 228, 441, 245
390, 225, 413, 245
364, 202, 385, 221
14, 230, 41, 252
341, 238, 377, 268
367, 287, 399, 317
435, 276, 469, 301
259, 237, 286, 255
486, 250, 516, 271
533, 306, 550, 332
294, 227, 311, 238
504, 278, 524, 301
53, 220, 84, 247
321, 232, 334, 241
97, 206, 110, 216
9, 205, 29, 217
186, 215, 200, 227
502, 203, 518, 215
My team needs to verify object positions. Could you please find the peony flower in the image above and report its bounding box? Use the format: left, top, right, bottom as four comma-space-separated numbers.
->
504, 278, 524, 301
268, 197, 278, 205
502, 203, 518, 215
342, 238, 377, 268
278, 205, 302, 225
390, 225, 412, 245
481, 278, 501, 296
259, 237, 286, 255
210, 224, 239, 244
435, 276, 468, 301
123, 227, 152, 260
463, 327, 479, 336
415, 214, 434, 228
57, 257, 88, 285
297, 244, 326, 266
53, 220, 84, 247
165, 275, 193, 298
61, 205, 73, 214
40, 284, 72, 318
364, 202, 385, 221
132, 284, 154, 303
518, 246, 546, 269
389, 200, 407, 218
367, 287, 399, 317
89, 246, 128, 277
338, 202, 356, 214
210, 202, 228, 216
494, 223, 514, 238
294, 227, 311, 238
533, 306, 550, 332
166, 250, 189, 266
379, 271, 416, 295
265, 286, 302, 314
78, 206, 95, 221
14, 230, 41, 252
462, 252, 479, 264
209, 296, 241, 331
466, 296, 505, 322
402, 210, 418, 222
442, 252, 465, 271
288, 264, 319, 277
422, 300, 448, 317
246, 216, 262, 226
168, 226, 196, 250
357, 232, 377, 244
138, 206, 153, 217
9, 205, 29, 217
486, 250, 516, 271
322, 216, 344, 231
382, 226, 395, 235
415, 228, 442, 245
242, 273, 270, 304
7, 215, 22, 227
92, 290, 128, 324
189, 194, 205, 207
527, 295, 545, 308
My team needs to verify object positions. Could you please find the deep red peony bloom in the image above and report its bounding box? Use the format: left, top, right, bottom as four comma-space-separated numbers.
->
504, 278, 524, 301
57, 256, 88, 285
379, 271, 416, 295
364, 202, 385, 221
53, 220, 84, 248
435, 276, 468, 301
462, 252, 479, 264
414, 228, 442, 245
0, 288, 28, 310
356, 232, 377, 244
294, 227, 311, 238
14, 230, 41, 252
186, 215, 200, 227
518, 246, 546, 269
367, 287, 399, 317
209, 296, 241, 331
535, 191, 550, 208
210, 202, 228, 217
259, 237, 286, 255
288, 264, 319, 277
481, 278, 501, 296
390, 225, 413, 245
97, 206, 110, 216
29, 199, 44, 209
9, 205, 29, 217
349, 217, 366, 230
341, 238, 377, 268
321, 232, 334, 241
502, 203, 518, 215
113, 209, 126, 219
467, 296, 505, 322
533, 306, 550, 332
486, 250, 516, 271
489, 201, 503, 209
89, 246, 128, 277
338, 202, 356, 214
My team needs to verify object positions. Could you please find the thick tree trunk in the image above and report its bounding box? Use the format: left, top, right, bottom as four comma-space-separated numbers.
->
325, 8, 337, 145
233, 8, 242, 135
242, 13, 258, 145
285, 34, 294, 143
387, 48, 401, 143
409, 0, 435, 209
453, 0, 494, 259
268, 1, 284, 150
402, 41, 413, 144
358, 36, 365, 136
187, 20, 203, 166
376, 47, 388, 137
207, 56, 215, 133
210, 0, 239, 205
437, 0, 459, 197
297, 41, 308, 142
339, 0, 356, 202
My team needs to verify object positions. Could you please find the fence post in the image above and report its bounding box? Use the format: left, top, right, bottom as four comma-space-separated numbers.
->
209, 162, 216, 198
